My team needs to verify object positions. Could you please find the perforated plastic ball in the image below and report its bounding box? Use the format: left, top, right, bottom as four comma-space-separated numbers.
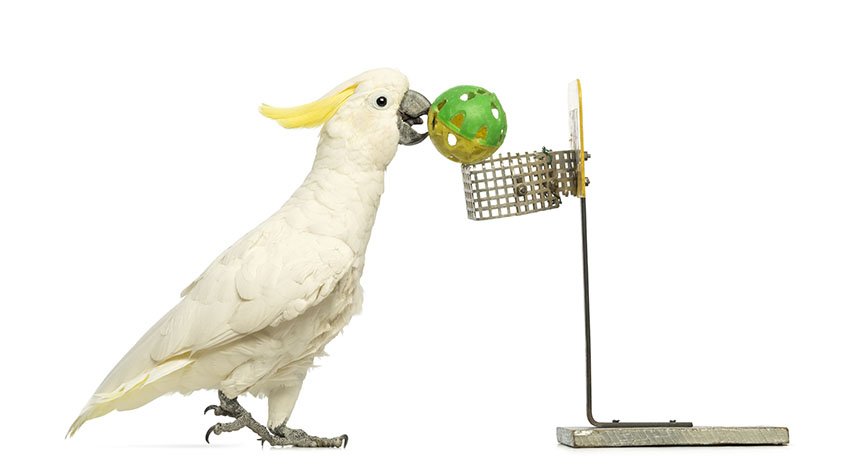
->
427, 85, 507, 164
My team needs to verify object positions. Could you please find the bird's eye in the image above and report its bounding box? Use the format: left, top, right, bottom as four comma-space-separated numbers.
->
369, 91, 392, 110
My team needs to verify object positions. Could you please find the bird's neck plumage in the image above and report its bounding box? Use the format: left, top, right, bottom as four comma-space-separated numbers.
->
280, 137, 393, 256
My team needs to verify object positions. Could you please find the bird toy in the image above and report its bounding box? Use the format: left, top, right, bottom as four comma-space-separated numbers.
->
427, 85, 507, 164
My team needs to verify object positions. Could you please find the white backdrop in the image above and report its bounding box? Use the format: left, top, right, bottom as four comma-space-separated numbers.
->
1, 1, 847, 474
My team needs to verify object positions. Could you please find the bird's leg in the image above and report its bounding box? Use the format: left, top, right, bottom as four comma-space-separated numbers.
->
204, 390, 348, 448
263, 383, 348, 448
204, 390, 247, 419
203, 390, 347, 447
270, 423, 349, 448
204, 390, 278, 444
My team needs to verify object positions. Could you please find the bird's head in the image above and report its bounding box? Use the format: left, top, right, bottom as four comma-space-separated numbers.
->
260, 68, 430, 169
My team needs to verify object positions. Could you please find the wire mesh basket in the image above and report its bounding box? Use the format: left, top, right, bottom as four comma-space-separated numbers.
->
461, 149, 579, 220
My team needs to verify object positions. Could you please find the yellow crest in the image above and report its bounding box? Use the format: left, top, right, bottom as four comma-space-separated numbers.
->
259, 84, 358, 129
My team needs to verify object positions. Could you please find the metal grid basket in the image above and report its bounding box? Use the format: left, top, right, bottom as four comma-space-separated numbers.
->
461, 149, 578, 220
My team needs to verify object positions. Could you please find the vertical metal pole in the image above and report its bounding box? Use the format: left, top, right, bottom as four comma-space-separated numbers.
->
580, 197, 601, 426
580, 197, 692, 428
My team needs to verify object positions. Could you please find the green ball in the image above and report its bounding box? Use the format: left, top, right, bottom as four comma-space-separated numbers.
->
427, 85, 507, 164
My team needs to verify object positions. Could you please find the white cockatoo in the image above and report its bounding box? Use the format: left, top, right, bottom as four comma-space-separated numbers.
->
67, 68, 431, 447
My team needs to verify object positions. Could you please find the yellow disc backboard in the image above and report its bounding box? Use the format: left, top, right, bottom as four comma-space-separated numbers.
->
568, 79, 586, 198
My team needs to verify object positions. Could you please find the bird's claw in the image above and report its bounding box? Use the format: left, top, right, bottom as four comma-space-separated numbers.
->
204, 403, 242, 420
205, 423, 220, 444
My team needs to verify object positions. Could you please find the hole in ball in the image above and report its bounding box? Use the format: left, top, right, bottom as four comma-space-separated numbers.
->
491, 107, 500, 119
448, 134, 457, 147
460, 94, 468, 101
450, 113, 464, 128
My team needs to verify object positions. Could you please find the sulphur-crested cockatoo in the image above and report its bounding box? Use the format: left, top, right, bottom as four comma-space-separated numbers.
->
67, 68, 431, 447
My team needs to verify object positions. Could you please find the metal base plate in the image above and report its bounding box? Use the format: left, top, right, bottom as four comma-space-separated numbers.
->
557, 426, 789, 448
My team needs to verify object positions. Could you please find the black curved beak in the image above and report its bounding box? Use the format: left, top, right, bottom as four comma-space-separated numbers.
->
398, 89, 430, 145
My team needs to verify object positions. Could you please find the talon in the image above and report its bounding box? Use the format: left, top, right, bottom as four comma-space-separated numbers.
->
204, 405, 219, 415
342, 434, 349, 448
205, 424, 218, 444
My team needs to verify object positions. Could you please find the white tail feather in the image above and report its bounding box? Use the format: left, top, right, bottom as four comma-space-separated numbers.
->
67, 357, 193, 437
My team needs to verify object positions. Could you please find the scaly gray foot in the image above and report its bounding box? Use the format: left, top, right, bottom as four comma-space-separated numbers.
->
269, 424, 348, 448
204, 390, 276, 444
204, 390, 348, 448
204, 390, 246, 419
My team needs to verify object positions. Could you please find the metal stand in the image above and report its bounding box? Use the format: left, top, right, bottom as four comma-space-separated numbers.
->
455, 133, 789, 447
579, 197, 691, 429
555, 197, 788, 447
